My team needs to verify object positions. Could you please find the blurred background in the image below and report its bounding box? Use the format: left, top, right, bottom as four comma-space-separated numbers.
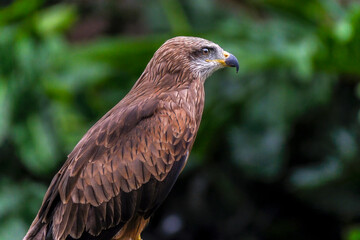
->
1, 0, 360, 239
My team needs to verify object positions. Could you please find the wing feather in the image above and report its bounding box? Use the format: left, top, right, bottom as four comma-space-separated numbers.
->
28, 91, 197, 240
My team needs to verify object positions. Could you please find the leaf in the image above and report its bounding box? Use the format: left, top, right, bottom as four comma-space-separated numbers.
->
35, 5, 77, 36
0, 79, 11, 144
12, 115, 59, 175
346, 226, 360, 240
289, 158, 343, 189
0, 0, 43, 25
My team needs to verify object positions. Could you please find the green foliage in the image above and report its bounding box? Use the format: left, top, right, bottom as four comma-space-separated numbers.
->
346, 226, 360, 240
1, 0, 360, 239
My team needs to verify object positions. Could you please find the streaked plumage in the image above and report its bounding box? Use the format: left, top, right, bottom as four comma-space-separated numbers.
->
24, 36, 239, 240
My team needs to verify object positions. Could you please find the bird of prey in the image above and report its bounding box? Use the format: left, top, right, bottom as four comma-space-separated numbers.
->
24, 36, 239, 240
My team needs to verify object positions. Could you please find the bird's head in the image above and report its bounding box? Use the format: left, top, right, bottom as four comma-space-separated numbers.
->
147, 36, 239, 83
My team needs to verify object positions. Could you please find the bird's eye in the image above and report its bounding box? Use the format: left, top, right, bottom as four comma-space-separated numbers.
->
202, 48, 209, 55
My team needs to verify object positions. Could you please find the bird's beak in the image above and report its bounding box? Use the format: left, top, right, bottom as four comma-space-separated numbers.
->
223, 51, 239, 73
209, 51, 239, 73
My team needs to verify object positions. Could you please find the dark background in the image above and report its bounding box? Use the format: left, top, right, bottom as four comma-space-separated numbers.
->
1, 0, 360, 239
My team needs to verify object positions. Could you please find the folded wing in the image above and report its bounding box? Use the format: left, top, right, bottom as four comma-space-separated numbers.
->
25, 92, 197, 240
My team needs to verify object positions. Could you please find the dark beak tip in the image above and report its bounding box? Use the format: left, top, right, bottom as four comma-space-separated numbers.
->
225, 54, 239, 74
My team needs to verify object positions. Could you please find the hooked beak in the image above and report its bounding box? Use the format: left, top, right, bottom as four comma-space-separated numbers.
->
208, 51, 239, 73
223, 51, 239, 73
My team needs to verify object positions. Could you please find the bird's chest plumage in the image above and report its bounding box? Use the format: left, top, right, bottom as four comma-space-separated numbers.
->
171, 80, 205, 129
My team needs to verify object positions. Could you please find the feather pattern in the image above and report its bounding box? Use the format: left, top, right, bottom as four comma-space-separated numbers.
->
23, 36, 234, 240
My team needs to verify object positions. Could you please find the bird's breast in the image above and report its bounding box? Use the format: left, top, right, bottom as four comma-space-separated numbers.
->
175, 81, 205, 126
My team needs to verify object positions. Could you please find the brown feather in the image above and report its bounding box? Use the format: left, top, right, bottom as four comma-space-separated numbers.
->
23, 36, 232, 240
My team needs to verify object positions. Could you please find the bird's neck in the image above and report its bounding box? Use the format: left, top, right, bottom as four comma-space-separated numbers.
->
174, 78, 205, 127
192, 79, 205, 126
129, 66, 205, 124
